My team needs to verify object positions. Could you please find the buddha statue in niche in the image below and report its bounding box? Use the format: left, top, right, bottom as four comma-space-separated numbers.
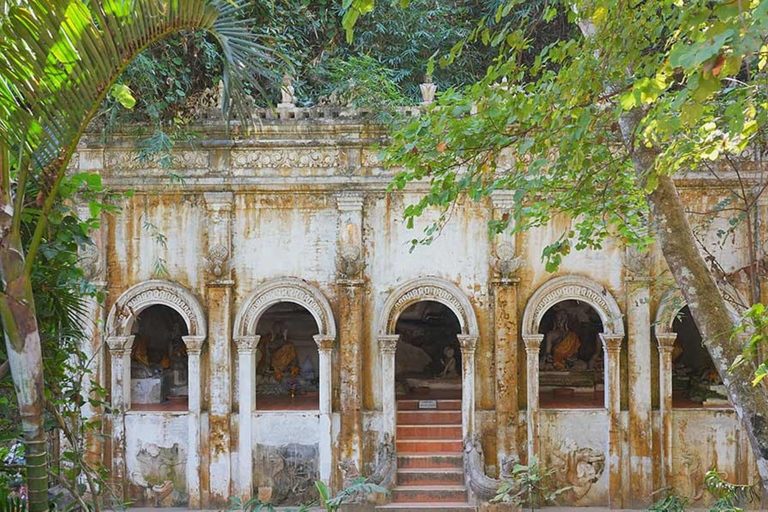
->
256, 321, 317, 396
129, 308, 188, 400
543, 310, 583, 371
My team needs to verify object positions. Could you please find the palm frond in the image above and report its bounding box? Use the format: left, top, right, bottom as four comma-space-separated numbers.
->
0, 0, 280, 176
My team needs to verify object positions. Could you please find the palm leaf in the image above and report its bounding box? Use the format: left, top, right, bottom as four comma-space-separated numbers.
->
0, 0, 281, 205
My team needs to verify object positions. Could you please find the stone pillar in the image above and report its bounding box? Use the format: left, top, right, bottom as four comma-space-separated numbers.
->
76, 203, 108, 464
315, 335, 335, 487
625, 249, 653, 506
379, 335, 399, 445
490, 191, 523, 469
203, 192, 234, 502
106, 335, 133, 498
234, 335, 260, 501
601, 333, 624, 509
184, 335, 206, 508
336, 192, 365, 474
457, 335, 478, 440
522, 334, 543, 460
656, 333, 677, 490
491, 265, 521, 467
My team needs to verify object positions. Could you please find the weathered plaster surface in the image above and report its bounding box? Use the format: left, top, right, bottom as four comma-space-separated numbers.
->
83, 114, 761, 508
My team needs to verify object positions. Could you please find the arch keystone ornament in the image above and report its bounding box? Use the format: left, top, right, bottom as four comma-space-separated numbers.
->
232, 277, 337, 496
522, 275, 625, 507
105, 279, 207, 508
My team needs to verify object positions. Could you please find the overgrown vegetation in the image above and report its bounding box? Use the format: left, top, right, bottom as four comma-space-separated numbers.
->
0, 1, 279, 510
491, 456, 570, 511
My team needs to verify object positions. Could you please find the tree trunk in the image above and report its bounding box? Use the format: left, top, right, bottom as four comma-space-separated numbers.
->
621, 116, 768, 490
0, 275, 50, 512
0, 146, 49, 511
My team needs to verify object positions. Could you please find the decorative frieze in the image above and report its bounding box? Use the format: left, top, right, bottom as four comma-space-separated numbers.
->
244, 287, 325, 334
105, 150, 208, 170
231, 149, 341, 169
533, 285, 611, 326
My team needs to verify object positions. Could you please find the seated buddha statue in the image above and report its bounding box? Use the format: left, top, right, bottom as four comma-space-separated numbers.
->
544, 310, 582, 371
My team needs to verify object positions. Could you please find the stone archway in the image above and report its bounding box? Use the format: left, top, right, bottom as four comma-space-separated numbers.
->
521, 274, 624, 499
653, 288, 738, 488
522, 275, 624, 339
105, 279, 207, 508
377, 277, 479, 449
232, 277, 337, 499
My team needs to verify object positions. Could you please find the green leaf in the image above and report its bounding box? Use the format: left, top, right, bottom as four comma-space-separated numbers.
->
111, 83, 136, 109
752, 363, 768, 386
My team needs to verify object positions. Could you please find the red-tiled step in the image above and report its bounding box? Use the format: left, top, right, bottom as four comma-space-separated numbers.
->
397, 453, 463, 469
396, 439, 463, 453
391, 485, 468, 503
397, 410, 462, 425
376, 503, 476, 512
397, 468, 464, 486
398, 399, 462, 411
397, 424, 462, 440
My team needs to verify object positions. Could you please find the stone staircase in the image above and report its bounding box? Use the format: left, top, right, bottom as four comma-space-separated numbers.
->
376, 397, 476, 512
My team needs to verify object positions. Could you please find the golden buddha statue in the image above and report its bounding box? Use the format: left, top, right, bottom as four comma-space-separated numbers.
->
544, 310, 582, 371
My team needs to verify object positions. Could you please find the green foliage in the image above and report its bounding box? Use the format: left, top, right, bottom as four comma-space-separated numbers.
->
731, 303, 768, 386
228, 496, 276, 512
0, 1, 280, 509
322, 55, 408, 118
316, 477, 389, 512
704, 469, 760, 512
491, 455, 569, 511
647, 488, 689, 512
378, 0, 768, 271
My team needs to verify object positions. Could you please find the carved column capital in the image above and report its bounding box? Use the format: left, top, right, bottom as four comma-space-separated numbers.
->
234, 335, 261, 353
183, 335, 206, 355
314, 335, 335, 353
656, 333, 678, 353
379, 335, 399, 355
336, 191, 365, 212
523, 334, 544, 353
106, 335, 134, 354
600, 333, 624, 355
490, 190, 516, 210
457, 334, 478, 356
203, 191, 234, 211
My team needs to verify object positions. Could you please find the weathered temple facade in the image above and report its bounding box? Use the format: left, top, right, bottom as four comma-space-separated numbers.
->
76, 105, 761, 510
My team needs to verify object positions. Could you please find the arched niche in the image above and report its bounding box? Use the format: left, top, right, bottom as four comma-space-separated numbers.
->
234, 277, 337, 340
378, 277, 479, 337
377, 277, 480, 445
232, 277, 337, 492
104, 279, 207, 508
107, 279, 207, 341
522, 275, 624, 339
653, 288, 732, 409
105, 280, 208, 410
